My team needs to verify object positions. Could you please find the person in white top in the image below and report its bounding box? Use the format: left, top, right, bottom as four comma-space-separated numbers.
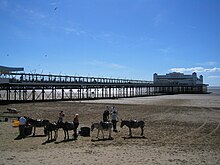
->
73, 114, 79, 139
111, 106, 119, 132
19, 116, 27, 138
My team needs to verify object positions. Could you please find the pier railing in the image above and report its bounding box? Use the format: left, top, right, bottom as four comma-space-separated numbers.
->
0, 73, 152, 85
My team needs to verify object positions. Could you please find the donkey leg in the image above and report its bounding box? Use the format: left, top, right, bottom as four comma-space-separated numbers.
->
97, 129, 100, 139
64, 130, 66, 140
55, 130, 58, 139
141, 127, 144, 136
129, 128, 132, 137
48, 132, 50, 140
101, 130, 104, 139
53, 131, 55, 140
67, 131, 69, 140
44, 126, 47, 135
109, 129, 112, 139
50, 131, 52, 140
33, 127, 36, 136
65, 131, 67, 140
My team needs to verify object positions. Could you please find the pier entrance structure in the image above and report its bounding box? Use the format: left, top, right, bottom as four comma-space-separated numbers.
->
153, 72, 208, 94
0, 72, 208, 104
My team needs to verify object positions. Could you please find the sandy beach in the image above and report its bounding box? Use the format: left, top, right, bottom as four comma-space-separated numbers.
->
0, 90, 220, 165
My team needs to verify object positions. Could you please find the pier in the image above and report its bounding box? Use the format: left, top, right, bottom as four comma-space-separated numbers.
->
0, 72, 208, 104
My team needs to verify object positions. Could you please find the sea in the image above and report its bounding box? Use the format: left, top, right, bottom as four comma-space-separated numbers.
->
208, 86, 220, 95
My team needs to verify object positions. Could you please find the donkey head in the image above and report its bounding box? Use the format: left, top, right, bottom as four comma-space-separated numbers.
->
91, 123, 94, 131
120, 119, 125, 128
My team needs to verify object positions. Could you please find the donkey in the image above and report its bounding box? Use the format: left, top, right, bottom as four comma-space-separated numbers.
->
44, 122, 59, 141
120, 120, 145, 137
57, 121, 76, 140
27, 117, 49, 136
91, 122, 113, 139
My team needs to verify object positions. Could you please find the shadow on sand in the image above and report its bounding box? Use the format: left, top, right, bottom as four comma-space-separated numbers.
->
91, 137, 114, 142
14, 135, 25, 140
54, 138, 77, 144
42, 139, 57, 145
15, 134, 46, 140
122, 136, 146, 140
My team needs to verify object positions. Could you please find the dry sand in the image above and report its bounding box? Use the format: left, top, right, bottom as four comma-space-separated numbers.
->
0, 92, 220, 165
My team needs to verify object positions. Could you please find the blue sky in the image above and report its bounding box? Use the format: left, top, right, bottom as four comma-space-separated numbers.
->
0, 0, 220, 86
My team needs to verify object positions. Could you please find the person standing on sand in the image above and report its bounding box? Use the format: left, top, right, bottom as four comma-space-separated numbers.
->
103, 106, 110, 122
58, 111, 65, 122
73, 114, 79, 139
111, 106, 119, 132
19, 116, 27, 138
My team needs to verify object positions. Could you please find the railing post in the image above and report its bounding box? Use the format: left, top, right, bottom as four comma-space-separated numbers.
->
7, 86, 10, 101
69, 89, 73, 100
42, 87, 45, 101
62, 88, 64, 100
32, 88, 35, 101
14, 89, 17, 100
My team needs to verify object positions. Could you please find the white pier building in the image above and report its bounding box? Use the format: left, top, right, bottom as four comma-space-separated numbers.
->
153, 72, 203, 85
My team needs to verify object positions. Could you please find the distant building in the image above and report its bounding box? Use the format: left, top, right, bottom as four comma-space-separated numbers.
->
0, 66, 24, 74
153, 72, 203, 85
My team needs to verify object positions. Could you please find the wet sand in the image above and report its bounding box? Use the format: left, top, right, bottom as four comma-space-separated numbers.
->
0, 92, 220, 165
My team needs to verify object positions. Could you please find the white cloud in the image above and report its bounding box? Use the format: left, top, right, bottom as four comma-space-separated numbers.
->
169, 67, 220, 73
6, 4, 47, 23
153, 10, 167, 26
23, 8, 46, 19
158, 47, 172, 54
63, 27, 87, 36
205, 67, 220, 72
83, 60, 126, 69
49, 1, 61, 6
61, 25, 128, 45
109, 63, 126, 69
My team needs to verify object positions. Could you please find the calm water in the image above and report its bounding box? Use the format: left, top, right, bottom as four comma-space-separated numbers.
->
208, 86, 220, 95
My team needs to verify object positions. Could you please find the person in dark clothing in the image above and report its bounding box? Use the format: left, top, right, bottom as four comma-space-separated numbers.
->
19, 116, 27, 138
58, 111, 65, 122
103, 106, 110, 122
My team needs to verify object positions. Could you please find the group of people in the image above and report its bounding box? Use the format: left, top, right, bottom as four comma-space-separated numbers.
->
103, 106, 119, 132
18, 111, 80, 139
18, 106, 119, 138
